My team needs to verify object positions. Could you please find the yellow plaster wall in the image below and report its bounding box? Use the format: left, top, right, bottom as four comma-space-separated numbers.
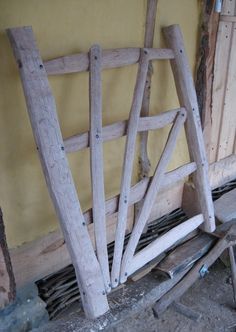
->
0, 0, 200, 248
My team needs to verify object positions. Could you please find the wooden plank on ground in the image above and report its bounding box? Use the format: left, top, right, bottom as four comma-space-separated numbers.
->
0, 208, 16, 308
156, 233, 215, 278
214, 188, 236, 223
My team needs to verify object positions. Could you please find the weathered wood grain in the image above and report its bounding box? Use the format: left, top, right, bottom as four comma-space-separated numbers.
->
89, 45, 110, 292
111, 49, 149, 288
164, 24, 215, 233
139, 0, 158, 178
126, 215, 204, 278
7, 26, 109, 318
120, 110, 187, 283
44, 48, 174, 75
64, 108, 182, 153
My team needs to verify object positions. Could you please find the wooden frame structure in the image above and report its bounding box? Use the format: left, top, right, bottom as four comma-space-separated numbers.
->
7, 24, 215, 318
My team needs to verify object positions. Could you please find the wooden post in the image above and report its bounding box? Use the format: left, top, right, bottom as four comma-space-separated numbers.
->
111, 49, 149, 288
7, 27, 109, 319
89, 45, 110, 293
0, 208, 16, 308
163, 24, 215, 233
139, 0, 158, 178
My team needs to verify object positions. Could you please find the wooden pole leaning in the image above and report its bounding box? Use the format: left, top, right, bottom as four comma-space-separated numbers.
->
163, 24, 216, 233
7, 27, 109, 319
120, 109, 187, 283
89, 45, 111, 293
111, 49, 150, 288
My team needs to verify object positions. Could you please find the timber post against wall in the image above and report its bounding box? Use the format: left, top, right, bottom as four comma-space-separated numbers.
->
7, 27, 109, 319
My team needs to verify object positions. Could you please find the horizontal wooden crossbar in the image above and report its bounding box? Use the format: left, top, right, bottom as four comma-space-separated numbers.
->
64, 108, 183, 153
125, 214, 204, 277
44, 47, 174, 75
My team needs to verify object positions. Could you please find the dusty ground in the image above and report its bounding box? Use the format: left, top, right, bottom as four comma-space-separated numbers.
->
108, 261, 236, 332
40, 260, 236, 332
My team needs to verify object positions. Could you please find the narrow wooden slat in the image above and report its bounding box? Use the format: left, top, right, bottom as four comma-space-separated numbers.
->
164, 24, 215, 233
64, 108, 182, 153
210, 21, 233, 162
120, 110, 187, 283
221, 15, 236, 22
111, 49, 150, 288
140, 0, 158, 178
7, 26, 109, 319
89, 45, 110, 292
217, 23, 236, 160
44, 48, 174, 75
126, 214, 204, 278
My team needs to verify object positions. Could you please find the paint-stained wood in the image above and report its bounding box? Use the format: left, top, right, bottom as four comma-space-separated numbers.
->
164, 24, 215, 233
89, 45, 110, 292
0, 208, 16, 308
7, 26, 109, 319
44, 48, 174, 75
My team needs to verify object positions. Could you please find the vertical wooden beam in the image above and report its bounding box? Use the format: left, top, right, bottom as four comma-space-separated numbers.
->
89, 45, 110, 293
0, 208, 16, 308
7, 27, 109, 319
163, 25, 215, 233
139, 0, 158, 178
111, 49, 149, 288
195, 0, 219, 157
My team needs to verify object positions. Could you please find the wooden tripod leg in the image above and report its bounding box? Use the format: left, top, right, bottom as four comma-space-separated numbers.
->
7, 27, 109, 319
163, 24, 215, 233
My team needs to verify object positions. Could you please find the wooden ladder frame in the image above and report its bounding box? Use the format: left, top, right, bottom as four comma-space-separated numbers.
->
7, 24, 215, 319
